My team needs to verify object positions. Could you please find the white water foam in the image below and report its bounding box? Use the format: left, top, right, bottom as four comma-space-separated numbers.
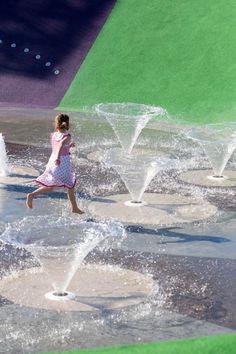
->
0, 133, 10, 176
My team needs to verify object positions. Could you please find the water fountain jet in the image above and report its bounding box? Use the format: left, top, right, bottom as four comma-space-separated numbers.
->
1, 216, 126, 302
103, 147, 177, 206
95, 103, 167, 153
189, 123, 236, 178
181, 123, 236, 187
0, 133, 10, 176
0, 133, 39, 184
0, 216, 157, 311
88, 147, 217, 225
89, 105, 218, 224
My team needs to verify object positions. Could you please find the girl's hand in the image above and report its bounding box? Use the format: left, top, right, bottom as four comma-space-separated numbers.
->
69, 142, 76, 148
54, 159, 60, 166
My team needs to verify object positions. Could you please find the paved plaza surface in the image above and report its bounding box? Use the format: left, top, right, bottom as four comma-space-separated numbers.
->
0, 108, 236, 353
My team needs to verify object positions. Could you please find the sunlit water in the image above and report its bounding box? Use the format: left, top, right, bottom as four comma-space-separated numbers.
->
103, 147, 178, 203
0, 108, 235, 353
1, 216, 126, 295
0, 133, 10, 176
95, 103, 167, 153
187, 123, 236, 177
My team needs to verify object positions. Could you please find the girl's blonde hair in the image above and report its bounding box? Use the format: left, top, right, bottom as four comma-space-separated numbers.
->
55, 113, 70, 130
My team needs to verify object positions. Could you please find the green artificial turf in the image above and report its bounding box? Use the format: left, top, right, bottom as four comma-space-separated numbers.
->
58, 0, 236, 124
42, 333, 236, 354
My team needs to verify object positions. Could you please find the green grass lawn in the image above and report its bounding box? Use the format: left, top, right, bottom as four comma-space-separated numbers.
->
58, 0, 236, 124
42, 333, 236, 354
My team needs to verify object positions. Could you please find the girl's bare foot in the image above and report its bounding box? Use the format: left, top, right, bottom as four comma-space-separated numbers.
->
26, 193, 33, 209
72, 208, 85, 214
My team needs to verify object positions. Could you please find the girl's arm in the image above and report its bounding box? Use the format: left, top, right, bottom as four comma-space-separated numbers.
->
54, 135, 71, 165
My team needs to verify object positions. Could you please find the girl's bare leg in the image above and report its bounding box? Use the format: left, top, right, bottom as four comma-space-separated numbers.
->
67, 188, 84, 214
26, 186, 54, 209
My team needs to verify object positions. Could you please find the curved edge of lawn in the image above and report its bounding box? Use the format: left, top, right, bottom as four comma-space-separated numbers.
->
41, 333, 236, 354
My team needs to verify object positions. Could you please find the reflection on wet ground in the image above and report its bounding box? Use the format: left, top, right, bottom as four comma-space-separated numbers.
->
0, 108, 235, 353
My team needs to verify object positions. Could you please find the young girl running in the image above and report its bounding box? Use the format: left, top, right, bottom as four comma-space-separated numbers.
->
26, 113, 84, 214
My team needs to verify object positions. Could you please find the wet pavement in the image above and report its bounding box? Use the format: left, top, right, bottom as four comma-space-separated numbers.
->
0, 108, 236, 353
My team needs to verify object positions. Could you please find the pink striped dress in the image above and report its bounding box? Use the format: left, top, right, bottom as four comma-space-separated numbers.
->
36, 132, 76, 189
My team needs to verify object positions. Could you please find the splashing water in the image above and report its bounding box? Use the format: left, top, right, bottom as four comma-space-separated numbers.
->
187, 123, 236, 178
95, 103, 167, 154
0, 133, 10, 177
1, 216, 126, 297
103, 147, 178, 204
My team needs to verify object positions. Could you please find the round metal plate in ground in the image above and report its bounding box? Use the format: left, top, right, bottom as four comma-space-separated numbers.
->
179, 169, 236, 187
88, 193, 217, 226
0, 264, 155, 312
0, 165, 39, 185
45, 291, 76, 301
124, 200, 147, 207
89, 193, 217, 225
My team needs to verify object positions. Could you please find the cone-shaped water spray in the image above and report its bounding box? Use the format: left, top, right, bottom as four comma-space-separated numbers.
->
187, 123, 236, 178
1, 216, 126, 300
95, 103, 167, 153
103, 148, 177, 205
0, 133, 10, 177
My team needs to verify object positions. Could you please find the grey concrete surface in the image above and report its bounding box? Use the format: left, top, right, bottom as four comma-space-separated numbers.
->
0, 109, 235, 353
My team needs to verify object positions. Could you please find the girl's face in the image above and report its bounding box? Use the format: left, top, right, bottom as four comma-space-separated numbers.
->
53, 120, 59, 130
